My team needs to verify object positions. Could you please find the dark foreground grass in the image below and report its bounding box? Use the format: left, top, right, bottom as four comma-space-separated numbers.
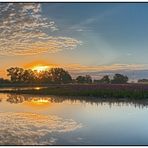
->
0, 84, 148, 99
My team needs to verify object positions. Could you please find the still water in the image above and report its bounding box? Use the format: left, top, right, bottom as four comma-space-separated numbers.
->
0, 92, 148, 145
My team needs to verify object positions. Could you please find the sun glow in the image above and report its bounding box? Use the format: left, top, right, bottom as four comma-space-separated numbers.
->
31, 99, 49, 105
32, 65, 50, 72
23, 98, 51, 108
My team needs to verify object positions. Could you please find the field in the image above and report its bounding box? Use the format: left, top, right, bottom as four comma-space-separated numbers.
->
0, 83, 148, 99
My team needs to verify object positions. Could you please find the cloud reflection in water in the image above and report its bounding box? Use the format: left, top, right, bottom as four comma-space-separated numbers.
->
0, 112, 82, 145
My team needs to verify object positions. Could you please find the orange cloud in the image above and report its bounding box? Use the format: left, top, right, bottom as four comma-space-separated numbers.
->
62, 63, 147, 73
23, 62, 148, 73
23, 60, 58, 69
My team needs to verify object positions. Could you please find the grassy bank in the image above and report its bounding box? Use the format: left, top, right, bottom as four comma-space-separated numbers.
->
0, 84, 148, 99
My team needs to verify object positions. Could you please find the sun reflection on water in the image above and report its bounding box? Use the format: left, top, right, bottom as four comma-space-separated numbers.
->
23, 98, 52, 109
34, 87, 41, 90
30, 99, 49, 105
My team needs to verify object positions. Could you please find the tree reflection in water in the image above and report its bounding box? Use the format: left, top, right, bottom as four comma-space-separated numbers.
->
4, 93, 148, 108
6, 94, 30, 104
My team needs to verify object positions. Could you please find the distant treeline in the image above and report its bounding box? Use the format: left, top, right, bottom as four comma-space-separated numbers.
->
0, 67, 138, 84
138, 79, 148, 83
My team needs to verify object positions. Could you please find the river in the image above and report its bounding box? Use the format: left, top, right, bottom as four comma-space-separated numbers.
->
0, 91, 148, 145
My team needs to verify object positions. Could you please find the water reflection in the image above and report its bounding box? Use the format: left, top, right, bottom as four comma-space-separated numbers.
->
1, 93, 148, 145
30, 99, 49, 104
0, 87, 47, 91
34, 87, 42, 90
7, 94, 29, 104
25, 98, 53, 109
4, 93, 148, 108
0, 112, 82, 145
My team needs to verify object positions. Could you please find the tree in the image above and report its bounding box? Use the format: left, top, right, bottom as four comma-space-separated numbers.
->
85, 75, 92, 83
100, 75, 110, 84
39, 71, 52, 83
76, 75, 92, 83
7, 67, 24, 83
7, 68, 37, 83
111, 73, 128, 84
138, 79, 148, 83
7, 67, 72, 84
21, 69, 36, 83
76, 76, 85, 83
50, 68, 72, 84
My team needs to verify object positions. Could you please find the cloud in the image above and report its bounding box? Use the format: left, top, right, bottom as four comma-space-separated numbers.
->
69, 7, 116, 33
0, 112, 82, 145
59, 63, 148, 81
0, 3, 81, 56
62, 63, 146, 73
23, 62, 147, 75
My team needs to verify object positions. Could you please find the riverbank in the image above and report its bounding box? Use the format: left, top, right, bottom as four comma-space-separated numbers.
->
0, 84, 148, 99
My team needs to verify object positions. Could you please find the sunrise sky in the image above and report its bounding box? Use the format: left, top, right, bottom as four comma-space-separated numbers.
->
1, 3, 148, 80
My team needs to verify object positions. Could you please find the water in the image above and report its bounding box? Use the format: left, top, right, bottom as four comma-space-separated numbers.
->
0, 92, 148, 145
0, 86, 47, 91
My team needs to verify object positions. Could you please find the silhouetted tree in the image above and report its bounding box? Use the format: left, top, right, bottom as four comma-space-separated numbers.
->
138, 79, 148, 83
7, 67, 72, 84
22, 69, 36, 83
85, 75, 92, 83
100, 75, 110, 84
76, 75, 92, 83
50, 68, 72, 84
111, 74, 128, 84
76, 76, 86, 83
7, 67, 24, 83
38, 70, 52, 83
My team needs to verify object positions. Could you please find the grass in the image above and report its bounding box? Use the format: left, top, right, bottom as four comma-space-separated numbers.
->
0, 83, 148, 99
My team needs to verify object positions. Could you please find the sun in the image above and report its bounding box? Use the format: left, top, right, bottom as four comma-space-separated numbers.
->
32, 65, 50, 72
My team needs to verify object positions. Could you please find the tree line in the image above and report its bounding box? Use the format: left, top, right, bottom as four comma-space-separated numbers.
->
0, 67, 129, 84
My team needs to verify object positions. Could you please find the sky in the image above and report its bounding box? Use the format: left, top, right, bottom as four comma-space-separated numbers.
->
1, 3, 148, 80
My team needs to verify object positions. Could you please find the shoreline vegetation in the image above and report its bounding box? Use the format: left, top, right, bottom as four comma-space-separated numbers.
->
0, 83, 148, 99
0, 67, 148, 99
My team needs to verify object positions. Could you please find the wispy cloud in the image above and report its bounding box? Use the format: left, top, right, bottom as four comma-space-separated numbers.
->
62, 63, 147, 73
24, 62, 147, 73
61, 63, 148, 80
69, 6, 119, 33
0, 3, 81, 56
